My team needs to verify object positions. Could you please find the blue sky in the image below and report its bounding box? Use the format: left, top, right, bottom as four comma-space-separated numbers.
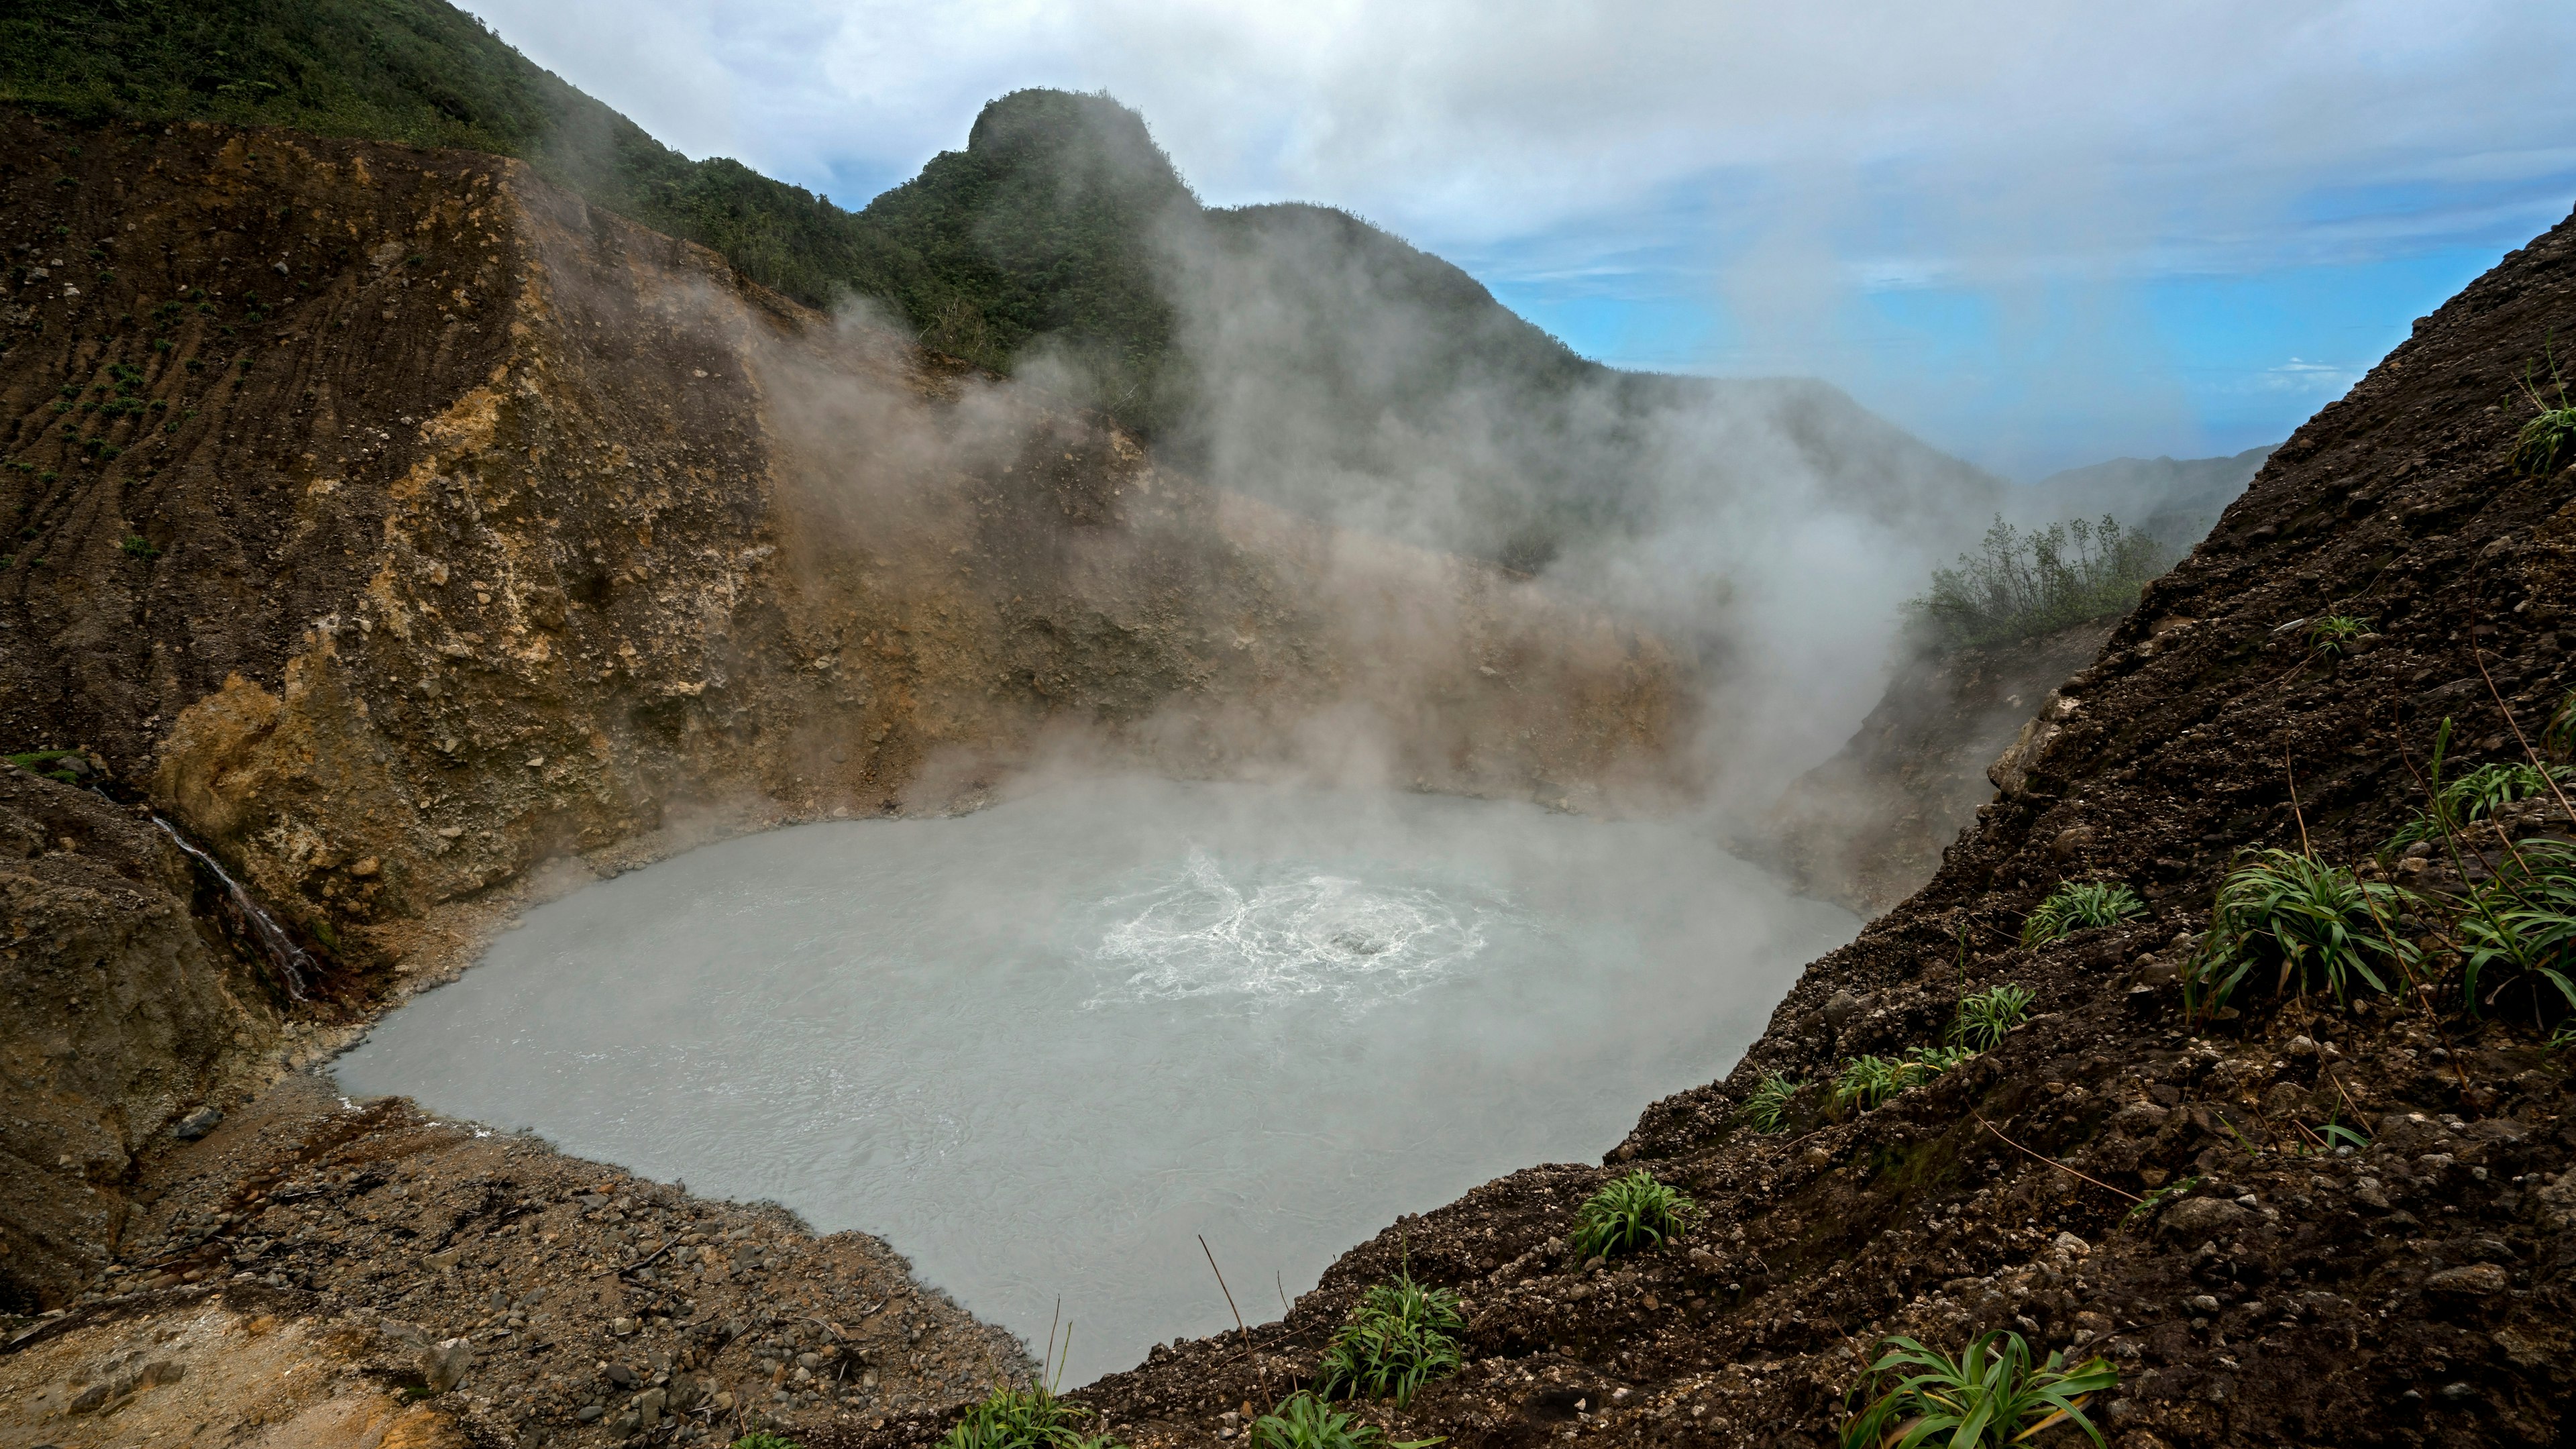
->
463, 0, 2576, 479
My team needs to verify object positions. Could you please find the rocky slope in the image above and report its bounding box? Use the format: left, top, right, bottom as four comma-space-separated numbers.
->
0, 110, 1686, 1338
945, 209, 2576, 1449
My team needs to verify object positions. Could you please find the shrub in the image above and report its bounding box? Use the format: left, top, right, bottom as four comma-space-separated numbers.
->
2190, 849, 2416, 1009
1739, 1071, 1801, 1134
2021, 881, 2145, 946
938, 1386, 1105, 1449
734, 1436, 804, 1449
2390, 761, 2575, 846
1840, 1332, 2116, 1449
2304, 614, 2370, 659
120, 534, 158, 559
1568, 1170, 1698, 1261
2452, 841, 2576, 1026
1831, 1046, 1971, 1116
1949, 983, 2035, 1052
1315, 1274, 1464, 1406
1252, 1392, 1440, 1449
1904, 515, 2167, 651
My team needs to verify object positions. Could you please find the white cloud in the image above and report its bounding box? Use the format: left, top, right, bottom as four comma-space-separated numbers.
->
458, 0, 2576, 472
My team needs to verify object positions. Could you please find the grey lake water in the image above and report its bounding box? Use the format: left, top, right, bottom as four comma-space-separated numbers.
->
334, 777, 1855, 1382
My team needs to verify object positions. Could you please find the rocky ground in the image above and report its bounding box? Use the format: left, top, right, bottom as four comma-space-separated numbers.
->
3, 1071, 1021, 1447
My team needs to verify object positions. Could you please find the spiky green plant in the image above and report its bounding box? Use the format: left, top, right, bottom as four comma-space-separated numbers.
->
1568, 1170, 1699, 1261
2304, 614, 2371, 659
1251, 1393, 1444, 1449
2189, 849, 2416, 1009
2451, 840, 2576, 1025
1831, 1046, 1971, 1116
2389, 761, 2575, 846
2021, 881, 2146, 946
938, 1385, 1104, 1449
1949, 983, 2035, 1052
1839, 1332, 2117, 1449
1314, 1275, 1464, 1406
1739, 1071, 1802, 1134
2513, 343, 2576, 476
2546, 693, 2576, 763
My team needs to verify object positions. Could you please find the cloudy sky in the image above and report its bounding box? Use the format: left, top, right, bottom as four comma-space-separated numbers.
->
462, 0, 2576, 478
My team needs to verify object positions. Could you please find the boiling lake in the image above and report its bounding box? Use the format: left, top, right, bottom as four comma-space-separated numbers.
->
334, 777, 1855, 1381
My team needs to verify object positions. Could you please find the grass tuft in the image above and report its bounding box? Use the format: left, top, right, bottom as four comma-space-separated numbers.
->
1568, 1170, 1699, 1261
2304, 614, 2370, 659
1839, 1331, 2117, 1449
1948, 983, 2035, 1052
2451, 840, 2576, 1026
938, 1386, 1109, 1449
2389, 761, 2574, 847
1738, 1071, 1801, 1134
2021, 881, 2145, 946
1252, 1392, 1444, 1449
2190, 849, 2416, 1010
733, 1436, 804, 1449
2514, 344, 2576, 476
1315, 1275, 1464, 1406
1831, 1046, 1972, 1116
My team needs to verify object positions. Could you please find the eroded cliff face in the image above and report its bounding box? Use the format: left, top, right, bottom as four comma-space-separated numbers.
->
1764, 621, 2114, 916
0, 115, 1689, 1312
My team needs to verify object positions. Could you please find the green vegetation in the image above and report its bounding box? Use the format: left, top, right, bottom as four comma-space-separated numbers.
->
1739, 1071, 1802, 1134
2390, 760, 2575, 846
1314, 1275, 1464, 1406
1949, 983, 2035, 1052
7, 749, 87, 783
119, 533, 158, 558
1905, 515, 2167, 651
2190, 849, 2416, 1010
2304, 614, 2371, 659
1568, 1170, 1699, 1261
1839, 1332, 2116, 1449
1831, 1046, 1973, 1116
2021, 881, 2146, 946
2452, 841, 2576, 1025
938, 1385, 1111, 1449
732, 1436, 804, 1449
2514, 345, 2576, 476
1251, 1393, 1442, 1449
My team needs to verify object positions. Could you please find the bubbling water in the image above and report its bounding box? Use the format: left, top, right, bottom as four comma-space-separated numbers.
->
335, 777, 1854, 1383
1094, 848, 1503, 1005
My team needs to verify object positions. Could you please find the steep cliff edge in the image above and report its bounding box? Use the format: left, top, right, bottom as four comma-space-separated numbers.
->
0, 115, 1688, 1317
1032, 211, 2576, 1449
1764, 621, 2114, 916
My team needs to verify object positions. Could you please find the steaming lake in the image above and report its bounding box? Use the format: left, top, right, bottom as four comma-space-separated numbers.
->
335, 777, 1854, 1381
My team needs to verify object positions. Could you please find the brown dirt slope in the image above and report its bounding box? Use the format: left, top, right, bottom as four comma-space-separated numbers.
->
1765, 620, 2114, 916
922, 207, 2576, 1449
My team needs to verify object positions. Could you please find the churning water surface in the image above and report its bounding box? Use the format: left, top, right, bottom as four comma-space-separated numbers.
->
335, 777, 1856, 1381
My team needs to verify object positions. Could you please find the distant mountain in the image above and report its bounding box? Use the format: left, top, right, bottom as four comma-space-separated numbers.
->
7, 6, 2002, 574
2008, 445, 2276, 549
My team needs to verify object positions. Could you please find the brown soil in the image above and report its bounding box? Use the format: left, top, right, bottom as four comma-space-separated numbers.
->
1764, 620, 2114, 916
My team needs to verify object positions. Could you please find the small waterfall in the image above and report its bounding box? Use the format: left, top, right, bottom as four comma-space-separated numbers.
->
150, 815, 313, 1001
